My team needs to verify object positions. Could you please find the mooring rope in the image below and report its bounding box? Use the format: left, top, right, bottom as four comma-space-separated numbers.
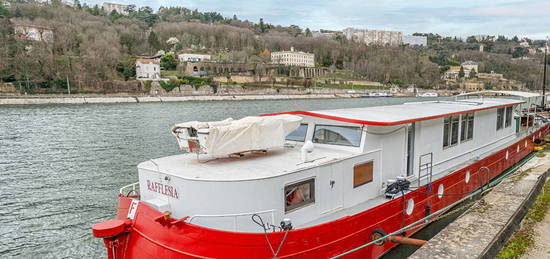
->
330, 151, 539, 259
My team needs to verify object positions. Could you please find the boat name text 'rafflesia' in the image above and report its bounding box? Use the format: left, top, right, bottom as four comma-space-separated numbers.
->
146, 180, 180, 199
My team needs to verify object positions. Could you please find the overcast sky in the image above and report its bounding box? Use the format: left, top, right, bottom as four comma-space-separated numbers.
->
86, 0, 550, 39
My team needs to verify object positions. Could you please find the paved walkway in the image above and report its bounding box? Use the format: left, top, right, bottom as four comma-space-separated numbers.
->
410, 155, 550, 259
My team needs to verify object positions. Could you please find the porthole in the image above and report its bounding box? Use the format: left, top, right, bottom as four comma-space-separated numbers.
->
505, 151, 509, 160
406, 199, 414, 215
437, 184, 444, 199
465, 171, 471, 183
517, 145, 520, 152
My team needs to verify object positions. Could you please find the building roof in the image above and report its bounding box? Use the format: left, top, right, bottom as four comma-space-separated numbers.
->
265, 98, 523, 126
457, 90, 540, 98
462, 60, 478, 65
445, 66, 462, 72
136, 58, 160, 64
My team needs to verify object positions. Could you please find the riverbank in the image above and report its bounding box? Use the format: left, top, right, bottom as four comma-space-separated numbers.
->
0, 94, 364, 105
410, 150, 550, 259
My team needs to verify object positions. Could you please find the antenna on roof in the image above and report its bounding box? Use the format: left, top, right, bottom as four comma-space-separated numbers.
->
542, 37, 548, 109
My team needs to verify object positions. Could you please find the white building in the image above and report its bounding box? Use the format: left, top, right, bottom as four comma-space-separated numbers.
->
136, 58, 160, 80
461, 61, 478, 73
519, 41, 529, 47
178, 53, 211, 63
402, 35, 427, 46
271, 47, 314, 67
102, 2, 129, 15
343, 28, 402, 46
11, 20, 53, 42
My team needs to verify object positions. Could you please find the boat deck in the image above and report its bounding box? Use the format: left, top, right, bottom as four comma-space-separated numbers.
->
138, 144, 358, 181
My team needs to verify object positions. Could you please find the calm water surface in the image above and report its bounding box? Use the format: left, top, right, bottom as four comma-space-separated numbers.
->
1, 97, 437, 258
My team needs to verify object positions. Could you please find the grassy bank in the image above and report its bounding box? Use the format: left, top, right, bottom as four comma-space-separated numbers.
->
497, 154, 550, 259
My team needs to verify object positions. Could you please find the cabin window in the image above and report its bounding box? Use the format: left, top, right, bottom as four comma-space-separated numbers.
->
354, 161, 374, 188
286, 124, 308, 142
443, 116, 460, 148
505, 106, 513, 128
285, 178, 315, 212
496, 108, 505, 130
313, 125, 362, 147
460, 113, 474, 142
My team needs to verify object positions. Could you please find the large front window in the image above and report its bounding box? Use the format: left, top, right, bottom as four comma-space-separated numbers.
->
286, 124, 308, 141
313, 125, 362, 147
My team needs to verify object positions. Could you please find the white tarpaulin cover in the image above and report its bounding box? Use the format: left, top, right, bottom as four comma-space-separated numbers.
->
172, 115, 302, 157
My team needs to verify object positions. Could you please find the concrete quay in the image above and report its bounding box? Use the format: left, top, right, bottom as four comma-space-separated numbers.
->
409, 153, 550, 259
0, 94, 355, 105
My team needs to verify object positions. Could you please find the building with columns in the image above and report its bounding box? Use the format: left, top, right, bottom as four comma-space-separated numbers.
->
102, 2, 129, 15
271, 47, 315, 67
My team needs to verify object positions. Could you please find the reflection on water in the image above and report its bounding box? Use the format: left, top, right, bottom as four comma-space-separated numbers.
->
0, 97, 435, 258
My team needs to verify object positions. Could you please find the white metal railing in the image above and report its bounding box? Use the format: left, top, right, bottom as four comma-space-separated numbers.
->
119, 182, 140, 197
188, 209, 276, 232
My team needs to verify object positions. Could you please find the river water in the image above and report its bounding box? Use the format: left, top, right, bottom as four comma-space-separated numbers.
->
0, 97, 438, 258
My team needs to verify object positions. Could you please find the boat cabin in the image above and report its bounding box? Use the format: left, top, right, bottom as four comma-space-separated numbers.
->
135, 98, 531, 233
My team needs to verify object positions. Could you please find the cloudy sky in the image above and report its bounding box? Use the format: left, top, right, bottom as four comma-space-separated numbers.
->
87, 0, 550, 39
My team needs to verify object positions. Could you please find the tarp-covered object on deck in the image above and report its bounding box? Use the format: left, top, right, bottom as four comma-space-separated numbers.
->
172, 115, 302, 157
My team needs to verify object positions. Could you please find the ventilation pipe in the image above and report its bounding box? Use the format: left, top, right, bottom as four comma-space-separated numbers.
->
301, 141, 314, 162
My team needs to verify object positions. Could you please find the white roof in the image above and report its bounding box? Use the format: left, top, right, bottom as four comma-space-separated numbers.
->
458, 90, 540, 98
139, 145, 357, 181
272, 98, 523, 126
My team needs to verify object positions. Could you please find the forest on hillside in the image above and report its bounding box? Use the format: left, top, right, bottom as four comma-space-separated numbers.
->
0, 0, 546, 92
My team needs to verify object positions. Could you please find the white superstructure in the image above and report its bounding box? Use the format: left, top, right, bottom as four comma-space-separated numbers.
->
134, 95, 543, 233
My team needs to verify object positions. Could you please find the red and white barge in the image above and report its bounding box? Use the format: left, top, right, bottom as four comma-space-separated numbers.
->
93, 94, 549, 258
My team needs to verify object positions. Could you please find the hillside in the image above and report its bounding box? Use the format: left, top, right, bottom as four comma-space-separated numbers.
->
0, 0, 545, 93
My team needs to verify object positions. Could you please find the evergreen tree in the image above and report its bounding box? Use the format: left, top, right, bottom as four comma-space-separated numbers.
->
0, 4, 8, 18
305, 28, 312, 37
458, 66, 465, 78
259, 18, 266, 33
148, 31, 161, 53
470, 68, 476, 78
160, 53, 178, 70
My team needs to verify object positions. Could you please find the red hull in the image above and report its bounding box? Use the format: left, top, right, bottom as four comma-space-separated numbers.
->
95, 126, 548, 259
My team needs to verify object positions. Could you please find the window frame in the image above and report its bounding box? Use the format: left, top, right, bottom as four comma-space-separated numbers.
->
496, 107, 505, 130
285, 123, 309, 142
284, 178, 315, 213
443, 115, 460, 148
353, 161, 374, 188
460, 112, 474, 142
505, 106, 513, 128
312, 124, 363, 147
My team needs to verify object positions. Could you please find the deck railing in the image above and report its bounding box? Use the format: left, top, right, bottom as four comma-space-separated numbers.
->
119, 182, 140, 197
